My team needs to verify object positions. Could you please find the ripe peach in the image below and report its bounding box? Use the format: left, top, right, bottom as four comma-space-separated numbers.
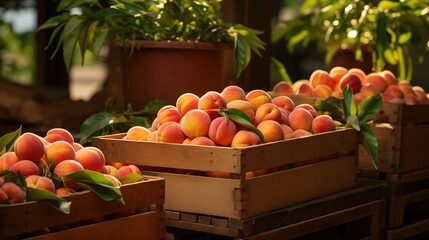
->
388, 97, 405, 104
208, 117, 238, 146
272, 81, 294, 94
44, 128, 74, 145
180, 109, 211, 138
54, 159, 84, 177
353, 92, 367, 101
331, 90, 343, 99
220, 85, 246, 103
44, 140, 76, 169
75, 147, 106, 172
293, 129, 313, 138
0, 152, 20, 171
104, 174, 121, 187
397, 81, 417, 97
382, 92, 394, 102
14, 132, 45, 162
118, 164, 141, 178
1, 182, 25, 203
339, 73, 362, 94
312, 84, 333, 98
281, 124, 295, 139
55, 187, 76, 196
364, 73, 388, 92
412, 86, 429, 104
309, 69, 333, 89
385, 85, 404, 99
381, 70, 397, 86
105, 165, 120, 178
227, 100, 255, 121
404, 95, 419, 105
360, 83, 380, 97
294, 81, 313, 96
0, 189, 8, 203
204, 171, 230, 179
311, 115, 336, 134
150, 118, 159, 130
279, 108, 290, 125
294, 104, 318, 118
182, 137, 192, 144
106, 161, 125, 170
157, 105, 182, 125
147, 131, 158, 142
329, 66, 348, 86
198, 91, 227, 119
255, 103, 282, 123
124, 126, 151, 141
157, 122, 186, 144
176, 93, 199, 116
257, 120, 284, 143
292, 79, 310, 92
9, 160, 40, 177
25, 175, 56, 193
231, 130, 262, 147
271, 95, 295, 113
347, 68, 366, 83
246, 89, 272, 112
72, 142, 84, 152
189, 136, 216, 146
289, 108, 313, 131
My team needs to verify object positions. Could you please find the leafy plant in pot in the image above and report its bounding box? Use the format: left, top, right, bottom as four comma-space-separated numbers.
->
272, 0, 429, 81
39, 0, 266, 109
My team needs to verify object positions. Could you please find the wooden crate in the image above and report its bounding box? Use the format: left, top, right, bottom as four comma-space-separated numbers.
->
93, 129, 360, 220
0, 176, 165, 240
165, 179, 387, 239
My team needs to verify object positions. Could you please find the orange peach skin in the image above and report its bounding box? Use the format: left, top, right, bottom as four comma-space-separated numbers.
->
198, 91, 227, 119
231, 130, 262, 147
157, 105, 182, 125
157, 122, 186, 144
45, 128, 74, 145
44, 140, 76, 169
1, 182, 26, 204
118, 164, 142, 178
257, 120, 284, 143
311, 115, 336, 134
208, 117, 238, 146
272, 82, 294, 94
9, 160, 40, 177
246, 89, 272, 112
75, 147, 106, 172
176, 93, 199, 116
180, 109, 212, 138
14, 132, 45, 162
271, 95, 295, 113
26, 175, 56, 193
124, 126, 151, 141
226, 100, 255, 121
0, 152, 20, 171
221, 85, 246, 103
255, 103, 283, 123
289, 108, 313, 131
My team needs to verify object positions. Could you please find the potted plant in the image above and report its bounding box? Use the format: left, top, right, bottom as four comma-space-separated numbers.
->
272, 0, 429, 82
38, 0, 265, 109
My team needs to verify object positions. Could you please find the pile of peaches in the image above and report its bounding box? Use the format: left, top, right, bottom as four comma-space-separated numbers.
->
273, 66, 429, 105
0, 128, 141, 205
123, 85, 338, 147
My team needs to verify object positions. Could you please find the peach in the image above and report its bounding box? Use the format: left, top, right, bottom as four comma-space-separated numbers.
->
347, 68, 366, 83
385, 85, 404, 99
245, 89, 272, 112
279, 108, 290, 125
106, 161, 125, 170
294, 81, 313, 96
189, 136, 216, 146
182, 137, 192, 144
388, 98, 405, 104
353, 92, 367, 101
75, 147, 106, 172
311, 115, 336, 134
329, 66, 348, 86
25, 175, 56, 193
204, 171, 230, 179
293, 129, 313, 138
72, 142, 84, 152
364, 73, 388, 92
198, 91, 227, 119
176, 93, 199, 116
312, 84, 333, 98
1, 182, 25, 204
339, 73, 362, 93
255, 103, 283, 123
208, 117, 238, 146
231, 130, 262, 147
381, 70, 397, 86
309, 69, 333, 89
44, 128, 74, 145
105, 165, 120, 178
397, 81, 417, 97
382, 92, 394, 102
412, 86, 429, 104
404, 95, 419, 105
281, 124, 295, 139
44, 140, 76, 169
147, 130, 158, 142
271, 95, 294, 113
9, 160, 40, 177
118, 164, 141, 178
331, 90, 343, 99
124, 126, 151, 141
0, 189, 8, 203
157, 122, 186, 144
157, 105, 182, 125
360, 83, 380, 97
220, 85, 246, 103
257, 120, 284, 143
294, 104, 318, 118
272, 81, 294, 94
226, 100, 255, 121
55, 187, 76, 196
14, 132, 45, 162
104, 174, 121, 187
0, 152, 20, 171
289, 108, 313, 131
150, 118, 159, 130
292, 79, 310, 92
54, 159, 84, 177
180, 109, 211, 138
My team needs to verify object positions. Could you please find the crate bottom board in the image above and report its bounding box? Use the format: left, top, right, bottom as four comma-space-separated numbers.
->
386, 217, 429, 240
164, 179, 387, 238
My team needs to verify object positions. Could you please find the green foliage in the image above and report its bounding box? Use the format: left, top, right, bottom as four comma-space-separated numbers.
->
38, 0, 265, 77
273, 0, 429, 81
314, 85, 383, 168
0, 126, 21, 155
218, 108, 264, 143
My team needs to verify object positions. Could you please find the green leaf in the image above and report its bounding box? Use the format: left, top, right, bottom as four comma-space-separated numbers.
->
270, 57, 293, 85
79, 112, 118, 144
26, 188, 71, 214
357, 93, 383, 124
234, 34, 251, 78
398, 31, 412, 44
341, 85, 355, 118
314, 97, 344, 121
119, 173, 147, 185
92, 28, 109, 58
0, 126, 21, 154
61, 17, 85, 70
346, 115, 360, 131
223, 108, 264, 143
62, 170, 124, 204
37, 14, 68, 31
360, 125, 378, 169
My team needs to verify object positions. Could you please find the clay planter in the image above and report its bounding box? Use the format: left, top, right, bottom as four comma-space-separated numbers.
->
113, 40, 233, 109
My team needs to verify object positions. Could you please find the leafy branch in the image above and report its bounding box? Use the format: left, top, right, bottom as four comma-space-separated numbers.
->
218, 107, 264, 143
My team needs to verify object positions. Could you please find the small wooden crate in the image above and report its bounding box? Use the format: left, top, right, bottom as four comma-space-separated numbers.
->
165, 179, 387, 239
0, 176, 165, 240
93, 128, 359, 220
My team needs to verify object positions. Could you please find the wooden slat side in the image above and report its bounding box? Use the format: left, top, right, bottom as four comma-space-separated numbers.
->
399, 124, 429, 172
387, 168, 429, 184
243, 155, 358, 219
386, 217, 429, 240
400, 104, 429, 124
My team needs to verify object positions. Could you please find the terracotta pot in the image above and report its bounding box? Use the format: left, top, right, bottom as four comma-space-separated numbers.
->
117, 40, 233, 109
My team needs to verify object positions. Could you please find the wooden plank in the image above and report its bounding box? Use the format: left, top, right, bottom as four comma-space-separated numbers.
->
387, 168, 429, 184
386, 217, 429, 240
399, 124, 429, 172
166, 219, 239, 237
165, 211, 181, 221
181, 213, 197, 223
387, 188, 429, 228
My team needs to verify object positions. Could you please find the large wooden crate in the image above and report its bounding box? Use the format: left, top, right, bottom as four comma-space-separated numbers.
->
0, 176, 165, 240
93, 129, 359, 220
